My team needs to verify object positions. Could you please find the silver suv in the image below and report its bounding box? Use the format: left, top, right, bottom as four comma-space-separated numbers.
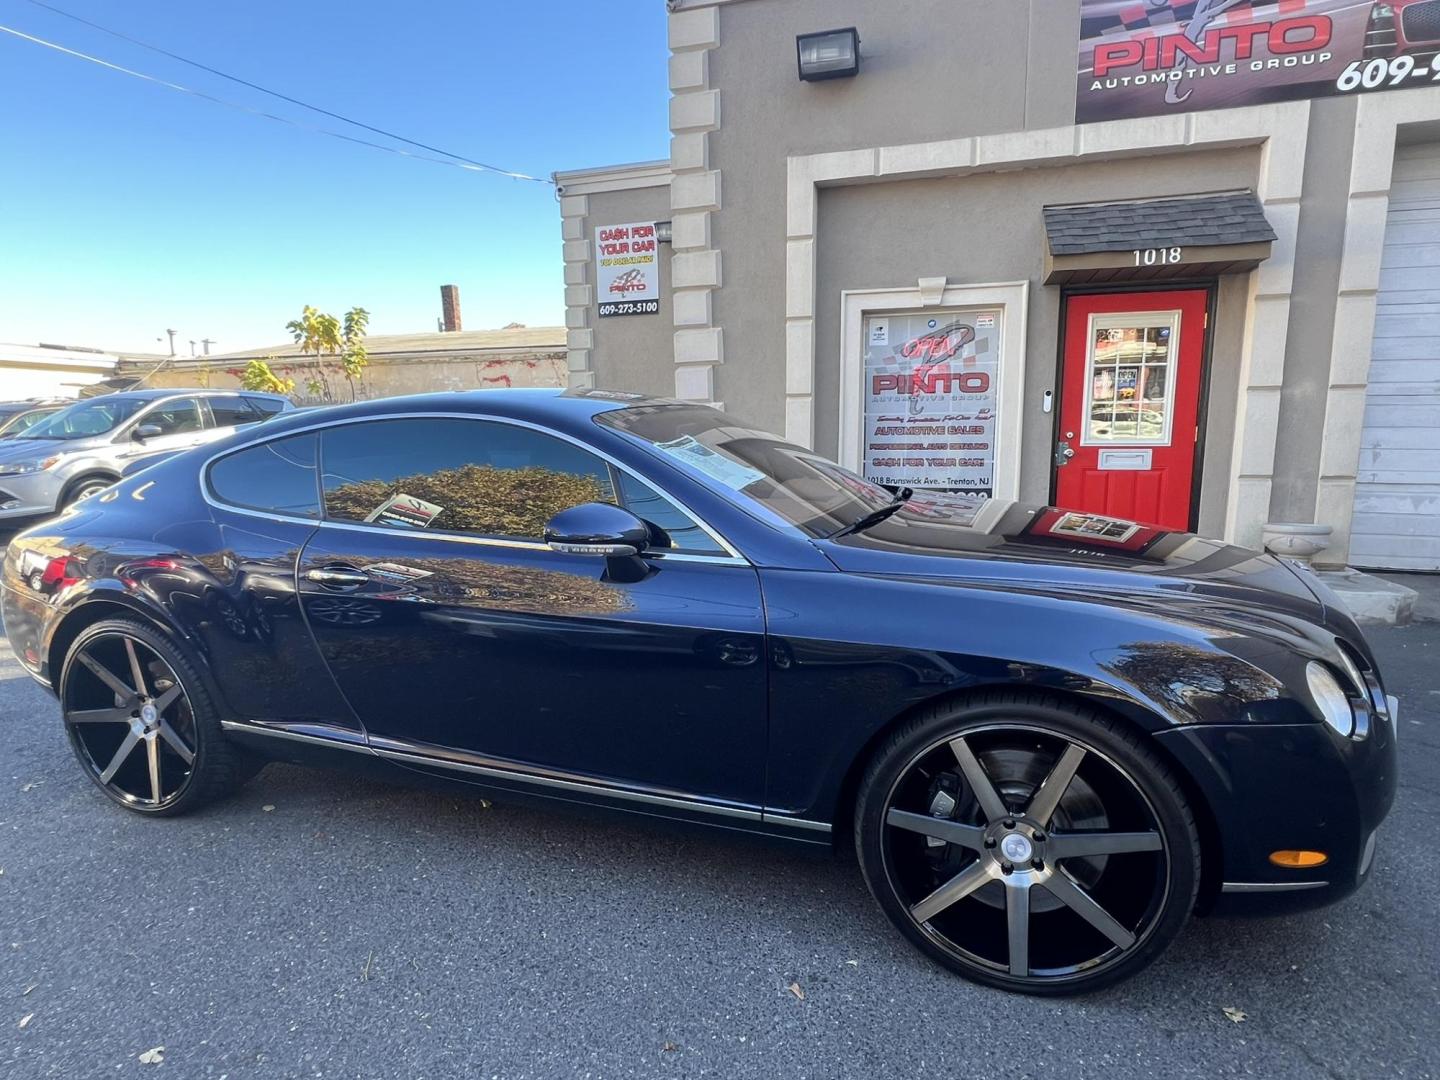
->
0, 389, 293, 522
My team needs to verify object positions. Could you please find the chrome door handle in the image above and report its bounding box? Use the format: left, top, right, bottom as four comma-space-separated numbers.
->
305, 566, 370, 589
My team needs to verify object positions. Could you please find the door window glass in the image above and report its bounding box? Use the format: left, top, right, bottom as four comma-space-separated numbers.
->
320, 418, 618, 540
208, 396, 261, 429
244, 396, 287, 417
208, 433, 320, 518
143, 398, 205, 436
1084, 312, 1180, 445
616, 471, 725, 555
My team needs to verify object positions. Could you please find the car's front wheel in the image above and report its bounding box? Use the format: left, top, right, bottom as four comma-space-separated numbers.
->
855, 692, 1200, 994
59, 617, 258, 815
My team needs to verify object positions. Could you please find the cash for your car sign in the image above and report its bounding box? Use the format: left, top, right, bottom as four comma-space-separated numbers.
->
596, 221, 661, 317
863, 311, 1001, 495
1076, 0, 1440, 124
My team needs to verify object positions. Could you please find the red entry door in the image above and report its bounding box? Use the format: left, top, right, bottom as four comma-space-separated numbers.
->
1055, 290, 1208, 530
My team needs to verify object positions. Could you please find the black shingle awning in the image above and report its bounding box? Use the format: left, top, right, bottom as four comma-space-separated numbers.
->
1042, 192, 1275, 285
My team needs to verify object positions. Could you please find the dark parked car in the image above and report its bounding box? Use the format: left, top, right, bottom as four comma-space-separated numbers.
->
0, 389, 1397, 994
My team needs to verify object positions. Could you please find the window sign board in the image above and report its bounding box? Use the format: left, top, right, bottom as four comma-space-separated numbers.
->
862, 310, 1002, 495
596, 222, 660, 317
1076, 0, 1440, 124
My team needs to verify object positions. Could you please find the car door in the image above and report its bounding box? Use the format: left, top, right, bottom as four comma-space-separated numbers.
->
118, 396, 212, 467
203, 394, 263, 436
294, 414, 769, 810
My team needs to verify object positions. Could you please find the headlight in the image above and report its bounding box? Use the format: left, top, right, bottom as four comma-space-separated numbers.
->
0, 456, 58, 476
1306, 661, 1355, 738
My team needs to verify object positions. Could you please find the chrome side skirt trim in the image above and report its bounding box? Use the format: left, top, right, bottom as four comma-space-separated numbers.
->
1221, 880, 1329, 893
372, 744, 762, 821
220, 721, 373, 753
222, 721, 770, 824
766, 817, 833, 834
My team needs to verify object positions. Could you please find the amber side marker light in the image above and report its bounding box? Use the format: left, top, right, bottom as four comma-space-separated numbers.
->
1269, 850, 1329, 868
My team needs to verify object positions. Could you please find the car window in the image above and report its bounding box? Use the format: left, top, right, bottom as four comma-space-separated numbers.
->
244, 396, 286, 417
598, 404, 897, 538
208, 433, 320, 518
23, 396, 148, 439
615, 470, 725, 554
0, 406, 59, 436
143, 398, 204, 436
208, 396, 260, 429
320, 418, 623, 540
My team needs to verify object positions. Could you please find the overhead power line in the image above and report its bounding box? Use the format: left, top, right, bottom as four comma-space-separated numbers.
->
2, 9, 549, 183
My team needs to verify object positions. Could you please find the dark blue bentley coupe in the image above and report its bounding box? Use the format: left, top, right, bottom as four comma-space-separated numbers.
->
0, 389, 1397, 994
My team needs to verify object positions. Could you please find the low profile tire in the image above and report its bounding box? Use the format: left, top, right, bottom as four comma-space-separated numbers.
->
855, 691, 1200, 995
63, 475, 116, 507
59, 617, 255, 816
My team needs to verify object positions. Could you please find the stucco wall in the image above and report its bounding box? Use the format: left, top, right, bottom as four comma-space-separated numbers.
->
812, 148, 1260, 529
571, 184, 675, 396
709, 0, 1082, 430
128, 352, 566, 404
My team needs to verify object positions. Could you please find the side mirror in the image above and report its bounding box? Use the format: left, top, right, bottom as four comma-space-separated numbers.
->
132, 424, 163, 442
544, 502, 652, 582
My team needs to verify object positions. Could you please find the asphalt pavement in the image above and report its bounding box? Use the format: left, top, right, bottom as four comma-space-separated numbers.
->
1, 612, 1436, 1079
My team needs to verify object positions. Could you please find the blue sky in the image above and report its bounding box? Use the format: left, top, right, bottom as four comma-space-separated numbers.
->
0, 1, 668, 355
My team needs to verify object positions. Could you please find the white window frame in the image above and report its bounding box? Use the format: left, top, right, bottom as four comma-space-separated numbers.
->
839, 281, 1028, 501
1080, 309, 1183, 449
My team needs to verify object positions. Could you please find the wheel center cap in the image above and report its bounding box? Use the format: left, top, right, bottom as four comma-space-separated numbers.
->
1000, 833, 1034, 863
139, 703, 158, 727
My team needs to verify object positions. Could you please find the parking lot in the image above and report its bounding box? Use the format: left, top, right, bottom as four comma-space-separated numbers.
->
1, 592, 1436, 1079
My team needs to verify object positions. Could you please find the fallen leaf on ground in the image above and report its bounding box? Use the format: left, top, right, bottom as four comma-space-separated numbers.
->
22, 984, 37, 996
662, 1042, 678, 1052
19, 781, 42, 793
787, 982, 805, 1001
844, 959, 858, 967
138, 1047, 165, 1065
1222, 1006, 1247, 1023
18, 1013, 33, 1030
262, 805, 275, 812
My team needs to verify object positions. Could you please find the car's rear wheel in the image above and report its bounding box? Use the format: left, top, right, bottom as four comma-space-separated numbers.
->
855, 692, 1200, 995
60, 617, 257, 815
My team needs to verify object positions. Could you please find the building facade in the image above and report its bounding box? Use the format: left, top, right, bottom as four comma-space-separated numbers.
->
556, 0, 1440, 572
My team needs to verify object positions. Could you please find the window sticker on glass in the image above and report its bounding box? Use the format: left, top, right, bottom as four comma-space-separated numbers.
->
364, 492, 445, 529
655, 435, 767, 491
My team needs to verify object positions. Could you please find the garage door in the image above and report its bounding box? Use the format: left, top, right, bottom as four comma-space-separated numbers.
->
1352, 143, 1440, 571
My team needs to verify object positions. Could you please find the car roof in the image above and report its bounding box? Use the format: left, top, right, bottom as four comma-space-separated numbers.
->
239, 388, 684, 436
68, 388, 291, 404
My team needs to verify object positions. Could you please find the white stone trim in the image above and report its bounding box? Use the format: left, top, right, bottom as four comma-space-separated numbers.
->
839, 281, 1030, 502
552, 160, 671, 196
667, 1, 724, 404
1312, 87, 1440, 567
558, 189, 594, 391
784, 101, 1311, 546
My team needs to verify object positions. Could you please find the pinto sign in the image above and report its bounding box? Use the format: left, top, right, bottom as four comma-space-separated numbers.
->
1075, 0, 1427, 124
862, 312, 1002, 495
595, 221, 661, 317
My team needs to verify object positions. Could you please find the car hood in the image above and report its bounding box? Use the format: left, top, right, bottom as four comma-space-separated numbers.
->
0, 437, 66, 463
812, 495, 1328, 625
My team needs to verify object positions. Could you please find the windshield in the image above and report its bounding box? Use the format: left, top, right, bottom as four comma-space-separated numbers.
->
597, 404, 897, 537
22, 396, 148, 440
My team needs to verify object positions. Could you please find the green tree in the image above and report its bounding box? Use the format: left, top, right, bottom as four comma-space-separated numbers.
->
239, 358, 295, 396
340, 306, 371, 401
286, 305, 342, 401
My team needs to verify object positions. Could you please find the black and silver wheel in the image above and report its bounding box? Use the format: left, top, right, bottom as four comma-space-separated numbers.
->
60, 617, 255, 815
64, 475, 116, 507
856, 693, 1199, 994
